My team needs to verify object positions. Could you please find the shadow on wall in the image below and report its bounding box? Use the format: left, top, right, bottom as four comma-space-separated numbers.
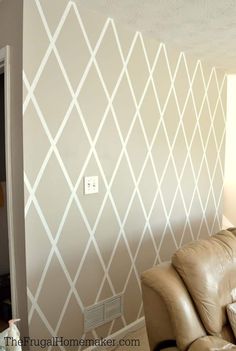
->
154, 216, 216, 263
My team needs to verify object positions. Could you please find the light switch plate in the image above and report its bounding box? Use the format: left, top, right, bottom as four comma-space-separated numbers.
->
84, 176, 98, 195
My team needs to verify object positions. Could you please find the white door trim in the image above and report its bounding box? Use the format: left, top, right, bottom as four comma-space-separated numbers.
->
0, 47, 6, 72
0, 45, 19, 319
0, 46, 6, 62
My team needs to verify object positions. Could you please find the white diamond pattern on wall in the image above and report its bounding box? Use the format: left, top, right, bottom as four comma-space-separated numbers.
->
23, 0, 226, 349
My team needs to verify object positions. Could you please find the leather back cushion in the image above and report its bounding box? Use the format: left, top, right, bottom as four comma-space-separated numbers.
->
172, 228, 236, 335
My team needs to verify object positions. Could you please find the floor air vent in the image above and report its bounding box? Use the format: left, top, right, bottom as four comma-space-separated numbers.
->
84, 295, 122, 332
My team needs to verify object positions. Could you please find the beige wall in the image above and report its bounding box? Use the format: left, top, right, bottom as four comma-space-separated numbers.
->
0, 0, 28, 338
23, 0, 227, 346
223, 75, 236, 226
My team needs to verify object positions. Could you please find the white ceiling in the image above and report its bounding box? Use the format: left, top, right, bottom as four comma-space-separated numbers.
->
79, 0, 236, 73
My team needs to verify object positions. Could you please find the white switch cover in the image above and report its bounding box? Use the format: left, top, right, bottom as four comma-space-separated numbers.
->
84, 176, 99, 195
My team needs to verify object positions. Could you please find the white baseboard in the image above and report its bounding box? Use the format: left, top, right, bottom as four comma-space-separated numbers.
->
84, 317, 145, 351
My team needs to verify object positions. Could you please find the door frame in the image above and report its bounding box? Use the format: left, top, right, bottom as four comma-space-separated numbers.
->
0, 45, 19, 321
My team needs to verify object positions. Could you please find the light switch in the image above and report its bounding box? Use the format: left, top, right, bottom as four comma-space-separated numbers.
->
84, 176, 99, 195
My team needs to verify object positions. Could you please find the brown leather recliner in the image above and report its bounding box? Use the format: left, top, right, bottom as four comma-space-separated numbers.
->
141, 228, 236, 351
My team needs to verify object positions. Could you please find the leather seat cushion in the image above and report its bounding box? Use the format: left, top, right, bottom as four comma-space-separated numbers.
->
172, 228, 236, 335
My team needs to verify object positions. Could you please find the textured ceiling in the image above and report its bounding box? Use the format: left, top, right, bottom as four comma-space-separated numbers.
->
78, 0, 236, 72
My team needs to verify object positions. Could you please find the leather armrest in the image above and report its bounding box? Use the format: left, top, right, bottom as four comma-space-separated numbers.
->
141, 263, 206, 351
188, 336, 236, 351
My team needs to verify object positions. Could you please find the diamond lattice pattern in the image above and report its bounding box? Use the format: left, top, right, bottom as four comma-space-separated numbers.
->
23, 0, 227, 348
